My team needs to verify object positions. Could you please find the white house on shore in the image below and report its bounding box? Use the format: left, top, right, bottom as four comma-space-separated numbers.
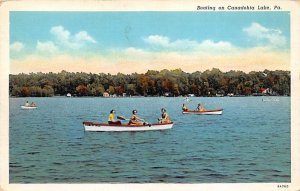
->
103, 92, 110, 97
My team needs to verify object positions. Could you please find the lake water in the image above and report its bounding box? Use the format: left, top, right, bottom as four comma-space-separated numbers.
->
9, 96, 291, 183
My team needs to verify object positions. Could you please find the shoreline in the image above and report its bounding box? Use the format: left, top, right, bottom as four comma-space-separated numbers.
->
9, 95, 290, 98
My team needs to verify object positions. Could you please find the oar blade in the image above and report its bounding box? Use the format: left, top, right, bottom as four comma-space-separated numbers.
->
117, 116, 127, 120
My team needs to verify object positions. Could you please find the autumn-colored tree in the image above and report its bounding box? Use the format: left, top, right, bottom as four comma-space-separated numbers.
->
20, 87, 31, 97
76, 85, 88, 96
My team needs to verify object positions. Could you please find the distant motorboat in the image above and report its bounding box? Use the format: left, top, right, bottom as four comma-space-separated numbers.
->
66, 93, 72, 97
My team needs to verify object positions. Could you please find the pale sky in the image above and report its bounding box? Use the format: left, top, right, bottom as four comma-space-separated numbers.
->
10, 12, 290, 74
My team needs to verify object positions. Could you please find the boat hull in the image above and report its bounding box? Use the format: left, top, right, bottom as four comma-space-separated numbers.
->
83, 121, 174, 132
21, 106, 38, 110
182, 109, 223, 115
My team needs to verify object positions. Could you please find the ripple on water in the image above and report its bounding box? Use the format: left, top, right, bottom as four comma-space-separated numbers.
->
9, 97, 291, 183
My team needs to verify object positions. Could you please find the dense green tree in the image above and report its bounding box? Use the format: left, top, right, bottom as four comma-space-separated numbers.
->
9, 69, 290, 97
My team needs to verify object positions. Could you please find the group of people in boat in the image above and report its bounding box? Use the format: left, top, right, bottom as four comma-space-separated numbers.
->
108, 108, 172, 126
24, 101, 37, 107
182, 103, 206, 112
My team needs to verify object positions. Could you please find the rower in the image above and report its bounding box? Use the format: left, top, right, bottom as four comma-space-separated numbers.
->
128, 110, 143, 125
25, 101, 30, 107
159, 108, 172, 123
108, 110, 121, 125
30, 102, 36, 107
182, 104, 189, 111
196, 103, 206, 112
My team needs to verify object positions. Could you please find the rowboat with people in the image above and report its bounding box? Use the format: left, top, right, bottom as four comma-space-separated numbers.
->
83, 108, 173, 132
82, 121, 174, 132
182, 108, 223, 115
21, 101, 37, 109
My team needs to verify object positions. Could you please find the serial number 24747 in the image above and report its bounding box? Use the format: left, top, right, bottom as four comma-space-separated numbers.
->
277, 184, 289, 188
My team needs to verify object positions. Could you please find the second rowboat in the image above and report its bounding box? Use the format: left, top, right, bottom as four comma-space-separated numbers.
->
182, 109, 223, 115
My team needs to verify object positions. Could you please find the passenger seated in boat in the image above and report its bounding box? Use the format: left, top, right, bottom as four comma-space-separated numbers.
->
128, 110, 143, 125
108, 110, 121, 125
196, 103, 206, 112
182, 104, 189, 111
159, 108, 172, 123
25, 101, 30, 107
30, 102, 36, 107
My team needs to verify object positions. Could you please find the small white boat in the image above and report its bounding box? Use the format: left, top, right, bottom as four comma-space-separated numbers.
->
21, 105, 38, 110
83, 121, 174, 132
184, 97, 191, 102
182, 109, 223, 115
262, 98, 279, 102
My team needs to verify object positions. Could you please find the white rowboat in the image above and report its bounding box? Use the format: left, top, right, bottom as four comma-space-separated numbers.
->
182, 109, 223, 115
21, 106, 38, 110
83, 121, 174, 132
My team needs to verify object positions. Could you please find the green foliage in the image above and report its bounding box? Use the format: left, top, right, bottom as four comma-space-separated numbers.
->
9, 69, 291, 97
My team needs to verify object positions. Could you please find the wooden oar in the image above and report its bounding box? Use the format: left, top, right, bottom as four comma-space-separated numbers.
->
117, 116, 151, 127
117, 116, 129, 120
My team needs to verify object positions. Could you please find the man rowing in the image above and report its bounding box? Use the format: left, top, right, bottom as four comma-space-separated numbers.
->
159, 108, 172, 123
196, 103, 206, 112
128, 110, 144, 125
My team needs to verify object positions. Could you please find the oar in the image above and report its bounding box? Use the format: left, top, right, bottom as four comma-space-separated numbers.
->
138, 118, 152, 127
117, 116, 129, 120
117, 116, 151, 127
117, 115, 145, 122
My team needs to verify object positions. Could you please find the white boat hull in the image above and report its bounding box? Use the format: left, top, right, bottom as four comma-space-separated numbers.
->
182, 109, 223, 115
83, 122, 174, 132
21, 106, 38, 110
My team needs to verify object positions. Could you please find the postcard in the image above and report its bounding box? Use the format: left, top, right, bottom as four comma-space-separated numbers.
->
0, 0, 300, 191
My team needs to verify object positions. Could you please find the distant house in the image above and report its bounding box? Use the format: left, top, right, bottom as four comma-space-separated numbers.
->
188, 94, 195, 97
103, 92, 110, 97
66, 93, 71, 97
260, 88, 269, 94
164, 92, 173, 97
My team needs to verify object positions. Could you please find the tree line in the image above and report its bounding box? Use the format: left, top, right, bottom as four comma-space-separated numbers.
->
9, 68, 290, 97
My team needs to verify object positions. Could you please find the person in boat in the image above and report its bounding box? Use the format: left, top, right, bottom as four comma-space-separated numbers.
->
108, 110, 121, 125
30, 102, 36, 107
25, 101, 30, 107
182, 104, 189, 111
159, 108, 172, 123
128, 110, 144, 125
196, 103, 206, 112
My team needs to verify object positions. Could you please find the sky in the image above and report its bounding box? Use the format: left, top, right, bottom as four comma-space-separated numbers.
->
10, 11, 290, 74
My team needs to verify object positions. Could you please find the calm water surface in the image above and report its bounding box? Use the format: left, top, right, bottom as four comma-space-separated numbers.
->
9, 97, 290, 183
